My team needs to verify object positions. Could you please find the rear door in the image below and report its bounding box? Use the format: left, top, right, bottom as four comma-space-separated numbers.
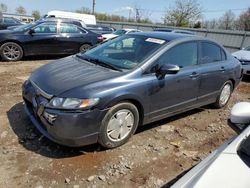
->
57, 23, 89, 54
197, 41, 229, 103
24, 22, 60, 55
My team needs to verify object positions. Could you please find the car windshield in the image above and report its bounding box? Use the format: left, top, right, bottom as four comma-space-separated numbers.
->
244, 46, 250, 51
77, 34, 167, 70
13, 23, 35, 32
113, 29, 127, 36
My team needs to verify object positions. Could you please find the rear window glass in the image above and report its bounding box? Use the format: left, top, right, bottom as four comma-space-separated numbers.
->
201, 42, 223, 64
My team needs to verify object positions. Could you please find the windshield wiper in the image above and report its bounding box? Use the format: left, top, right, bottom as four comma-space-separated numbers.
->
76, 55, 122, 72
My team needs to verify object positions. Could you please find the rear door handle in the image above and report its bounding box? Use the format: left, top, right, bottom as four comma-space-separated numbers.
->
189, 72, 199, 78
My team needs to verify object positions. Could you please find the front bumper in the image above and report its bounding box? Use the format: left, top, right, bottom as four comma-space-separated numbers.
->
22, 81, 107, 147
242, 64, 250, 75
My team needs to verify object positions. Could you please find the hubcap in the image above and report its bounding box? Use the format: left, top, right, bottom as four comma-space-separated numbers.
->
107, 109, 134, 142
219, 84, 231, 105
3, 44, 20, 60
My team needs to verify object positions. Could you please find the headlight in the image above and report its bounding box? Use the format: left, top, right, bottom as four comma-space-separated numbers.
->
48, 97, 99, 109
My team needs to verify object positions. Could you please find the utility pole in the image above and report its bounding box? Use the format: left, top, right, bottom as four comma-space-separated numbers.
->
92, 0, 96, 14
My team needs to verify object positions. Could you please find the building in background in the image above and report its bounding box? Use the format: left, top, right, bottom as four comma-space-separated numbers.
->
1, 13, 34, 23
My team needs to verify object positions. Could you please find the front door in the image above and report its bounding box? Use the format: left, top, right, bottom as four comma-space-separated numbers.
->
148, 42, 200, 121
24, 22, 60, 55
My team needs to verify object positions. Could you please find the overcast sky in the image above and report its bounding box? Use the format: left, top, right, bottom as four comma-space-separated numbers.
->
1, 0, 249, 22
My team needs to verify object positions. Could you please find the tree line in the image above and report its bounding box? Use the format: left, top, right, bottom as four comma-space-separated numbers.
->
0, 1, 249, 31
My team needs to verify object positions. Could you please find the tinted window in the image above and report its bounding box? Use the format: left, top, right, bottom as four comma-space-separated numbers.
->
3, 18, 19, 24
59, 23, 83, 33
201, 42, 223, 64
34, 23, 57, 33
157, 42, 198, 68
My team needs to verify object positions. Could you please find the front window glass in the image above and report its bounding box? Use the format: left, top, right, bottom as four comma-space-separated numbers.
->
78, 35, 167, 70
113, 29, 127, 36
238, 134, 250, 167
33, 23, 57, 33
157, 42, 198, 68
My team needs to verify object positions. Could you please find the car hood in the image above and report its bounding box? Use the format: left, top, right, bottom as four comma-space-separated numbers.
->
30, 56, 122, 96
232, 50, 250, 61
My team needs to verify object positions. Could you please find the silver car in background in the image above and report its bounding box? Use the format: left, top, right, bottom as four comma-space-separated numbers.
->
172, 102, 250, 188
232, 46, 250, 76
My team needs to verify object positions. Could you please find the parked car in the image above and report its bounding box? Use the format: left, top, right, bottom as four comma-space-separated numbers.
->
154, 28, 196, 35
232, 46, 250, 76
86, 24, 115, 35
102, 28, 142, 41
0, 18, 103, 61
0, 17, 24, 30
172, 102, 250, 188
22, 32, 242, 148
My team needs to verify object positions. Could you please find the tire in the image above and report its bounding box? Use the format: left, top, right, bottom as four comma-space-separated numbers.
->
79, 44, 92, 52
98, 102, 139, 149
213, 80, 233, 108
0, 42, 23, 61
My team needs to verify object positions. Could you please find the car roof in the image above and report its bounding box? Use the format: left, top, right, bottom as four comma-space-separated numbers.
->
131, 31, 199, 41
40, 17, 82, 23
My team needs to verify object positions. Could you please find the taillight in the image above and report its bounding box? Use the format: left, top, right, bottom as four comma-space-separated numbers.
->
97, 36, 104, 42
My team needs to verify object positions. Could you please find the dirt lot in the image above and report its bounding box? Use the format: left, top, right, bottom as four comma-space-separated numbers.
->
0, 59, 250, 188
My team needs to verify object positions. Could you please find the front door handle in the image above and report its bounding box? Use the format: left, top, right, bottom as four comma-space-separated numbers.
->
189, 72, 199, 78
220, 66, 225, 72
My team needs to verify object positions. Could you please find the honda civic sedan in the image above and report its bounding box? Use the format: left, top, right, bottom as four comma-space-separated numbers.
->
22, 32, 242, 148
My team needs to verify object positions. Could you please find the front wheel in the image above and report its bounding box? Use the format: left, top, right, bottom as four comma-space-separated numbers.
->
98, 102, 139, 149
213, 81, 233, 108
0, 42, 23, 61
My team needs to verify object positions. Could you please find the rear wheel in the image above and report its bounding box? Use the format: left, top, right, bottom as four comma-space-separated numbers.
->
98, 102, 139, 149
0, 42, 23, 61
79, 44, 92, 52
213, 80, 233, 108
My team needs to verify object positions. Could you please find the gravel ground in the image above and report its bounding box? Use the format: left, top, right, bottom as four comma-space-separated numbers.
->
0, 58, 250, 188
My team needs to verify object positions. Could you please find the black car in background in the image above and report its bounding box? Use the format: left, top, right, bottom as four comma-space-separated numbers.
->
154, 28, 196, 35
0, 18, 103, 61
86, 24, 115, 34
0, 17, 24, 30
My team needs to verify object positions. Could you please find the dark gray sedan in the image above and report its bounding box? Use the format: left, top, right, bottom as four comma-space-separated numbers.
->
22, 32, 242, 148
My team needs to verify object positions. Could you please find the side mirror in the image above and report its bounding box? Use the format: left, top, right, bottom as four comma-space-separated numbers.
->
28, 29, 35, 35
229, 102, 250, 133
156, 64, 180, 79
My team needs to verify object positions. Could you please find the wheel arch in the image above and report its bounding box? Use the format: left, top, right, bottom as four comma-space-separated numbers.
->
0, 40, 25, 55
102, 95, 145, 126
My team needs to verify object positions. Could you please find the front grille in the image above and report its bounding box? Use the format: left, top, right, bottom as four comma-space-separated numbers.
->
239, 60, 250, 65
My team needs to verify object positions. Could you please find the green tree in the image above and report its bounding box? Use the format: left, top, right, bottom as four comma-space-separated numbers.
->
32, 10, 41, 20
15, 6, 26, 15
163, 0, 202, 27
75, 7, 91, 14
0, 3, 7, 13
236, 8, 250, 31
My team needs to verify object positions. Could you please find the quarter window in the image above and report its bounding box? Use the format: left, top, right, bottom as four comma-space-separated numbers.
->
33, 23, 57, 33
201, 42, 225, 64
157, 42, 198, 68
